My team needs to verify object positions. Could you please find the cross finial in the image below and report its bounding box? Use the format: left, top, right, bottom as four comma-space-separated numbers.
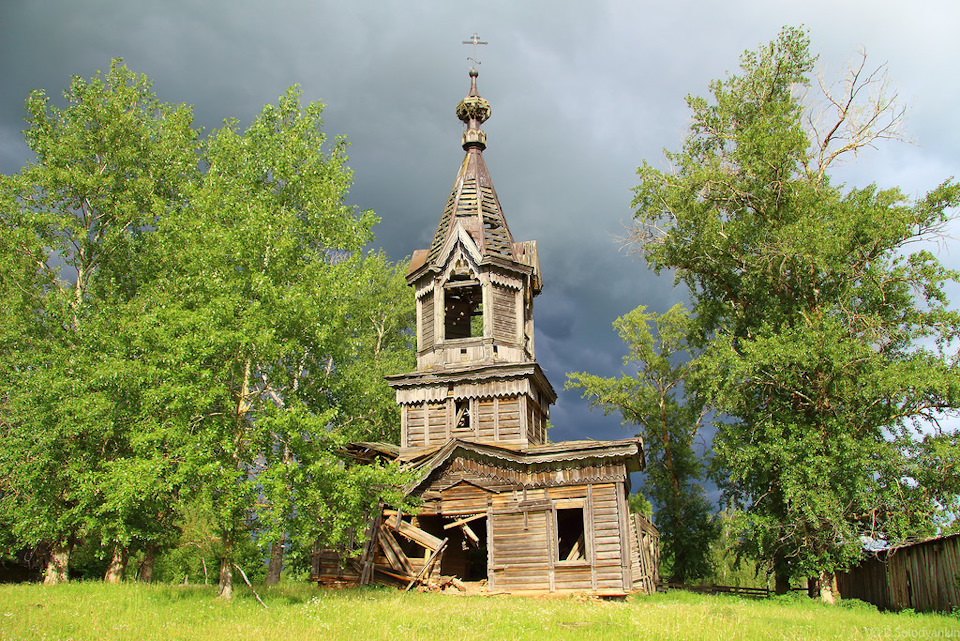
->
461, 32, 488, 67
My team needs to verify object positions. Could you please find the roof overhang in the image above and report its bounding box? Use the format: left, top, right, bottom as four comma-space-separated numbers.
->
401, 437, 645, 495
385, 361, 558, 405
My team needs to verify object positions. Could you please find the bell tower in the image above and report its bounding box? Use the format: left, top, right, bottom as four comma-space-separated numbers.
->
387, 68, 556, 456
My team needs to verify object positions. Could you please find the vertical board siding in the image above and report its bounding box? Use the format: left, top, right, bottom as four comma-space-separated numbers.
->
838, 534, 960, 612
838, 557, 891, 610
888, 535, 960, 612
492, 284, 517, 342
420, 294, 435, 349
629, 513, 660, 594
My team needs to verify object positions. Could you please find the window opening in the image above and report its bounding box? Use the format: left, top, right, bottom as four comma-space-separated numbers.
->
444, 278, 483, 339
454, 399, 471, 431
556, 508, 586, 561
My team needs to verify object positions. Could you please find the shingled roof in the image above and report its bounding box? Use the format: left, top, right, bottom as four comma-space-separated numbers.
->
425, 68, 517, 266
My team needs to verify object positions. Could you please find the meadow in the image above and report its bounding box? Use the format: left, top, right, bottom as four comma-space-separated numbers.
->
2, 582, 959, 640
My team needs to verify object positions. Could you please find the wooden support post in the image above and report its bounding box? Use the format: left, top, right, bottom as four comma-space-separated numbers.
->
587, 483, 597, 591
359, 503, 385, 586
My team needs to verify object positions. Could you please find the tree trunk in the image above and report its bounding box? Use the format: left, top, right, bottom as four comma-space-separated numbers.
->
817, 569, 837, 604
43, 541, 71, 585
104, 545, 128, 583
265, 536, 285, 585
773, 553, 790, 595
774, 572, 791, 595
217, 556, 233, 599
139, 546, 156, 583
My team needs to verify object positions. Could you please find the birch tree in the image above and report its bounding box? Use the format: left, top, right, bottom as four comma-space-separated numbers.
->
142, 87, 410, 597
0, 61, 199, 583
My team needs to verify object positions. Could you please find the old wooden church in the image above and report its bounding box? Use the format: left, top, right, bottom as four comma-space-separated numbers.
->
313, 68, 659, 596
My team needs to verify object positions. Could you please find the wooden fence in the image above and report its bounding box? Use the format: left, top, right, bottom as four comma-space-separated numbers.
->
660, 582, 770, 598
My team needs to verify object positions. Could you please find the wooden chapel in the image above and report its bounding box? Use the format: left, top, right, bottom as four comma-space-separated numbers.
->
312, 68, 659, 596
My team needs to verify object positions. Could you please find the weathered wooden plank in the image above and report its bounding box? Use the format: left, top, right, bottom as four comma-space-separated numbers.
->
377, 525, 414, 575
460, 523, 480, 546
404, 538, 448, 592
442, 513, 486, 530
494, 541, 552, 553
490, 562, 552, 571
549, 487, 588, 500
384, 515, 444, 551
615, 481, 631, 592
358, 505, 384, 586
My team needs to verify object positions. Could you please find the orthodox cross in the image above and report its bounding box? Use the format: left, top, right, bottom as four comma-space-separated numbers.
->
462, 32, 488, 67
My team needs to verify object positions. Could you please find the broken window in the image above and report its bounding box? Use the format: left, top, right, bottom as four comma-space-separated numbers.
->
556, 508, 586, 562
454, 399, 471, 431
444, 278, 483, 340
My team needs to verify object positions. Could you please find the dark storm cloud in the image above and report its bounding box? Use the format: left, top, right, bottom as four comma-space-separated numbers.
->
3, 0, 959, 443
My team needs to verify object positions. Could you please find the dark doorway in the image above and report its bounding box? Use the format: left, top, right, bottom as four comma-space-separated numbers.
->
465, 517, 488, 580
435, 515, 488, 581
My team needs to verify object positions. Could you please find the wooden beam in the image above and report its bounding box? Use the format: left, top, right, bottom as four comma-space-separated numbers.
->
384, 515, 444, 551
404, 538, 448, 592
377, 525, 414, 575
461, 523, 480, 547
358, 503, 384, 586
442, 513, 486, 530
565, 535, 584, 561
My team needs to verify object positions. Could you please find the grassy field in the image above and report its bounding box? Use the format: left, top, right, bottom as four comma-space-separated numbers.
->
1, 582, 958, 640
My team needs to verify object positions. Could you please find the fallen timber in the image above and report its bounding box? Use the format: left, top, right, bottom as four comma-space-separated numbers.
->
313, 512, 456, 592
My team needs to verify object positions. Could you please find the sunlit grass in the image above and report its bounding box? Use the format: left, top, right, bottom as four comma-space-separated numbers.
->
1, 582, 957, 640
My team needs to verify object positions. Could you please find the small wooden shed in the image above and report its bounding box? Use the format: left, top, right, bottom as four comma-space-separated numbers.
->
837, 533, 960, 612
312, 67, 659, 596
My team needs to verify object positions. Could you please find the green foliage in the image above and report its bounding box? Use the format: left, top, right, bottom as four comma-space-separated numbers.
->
0, 63, 415, 589
321, 251, 416, 443
567, 304, 718, 582
628, 492, 653, 518
631, 27, 960, 586
0, 60, 200, 578
707, 508, 770, 589
135, 85, 413, 590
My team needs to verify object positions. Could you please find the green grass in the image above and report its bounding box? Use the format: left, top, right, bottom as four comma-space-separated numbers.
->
1, 582, 958, 640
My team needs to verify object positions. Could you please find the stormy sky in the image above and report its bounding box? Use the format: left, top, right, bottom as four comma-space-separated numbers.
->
2, 0, 958, 446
